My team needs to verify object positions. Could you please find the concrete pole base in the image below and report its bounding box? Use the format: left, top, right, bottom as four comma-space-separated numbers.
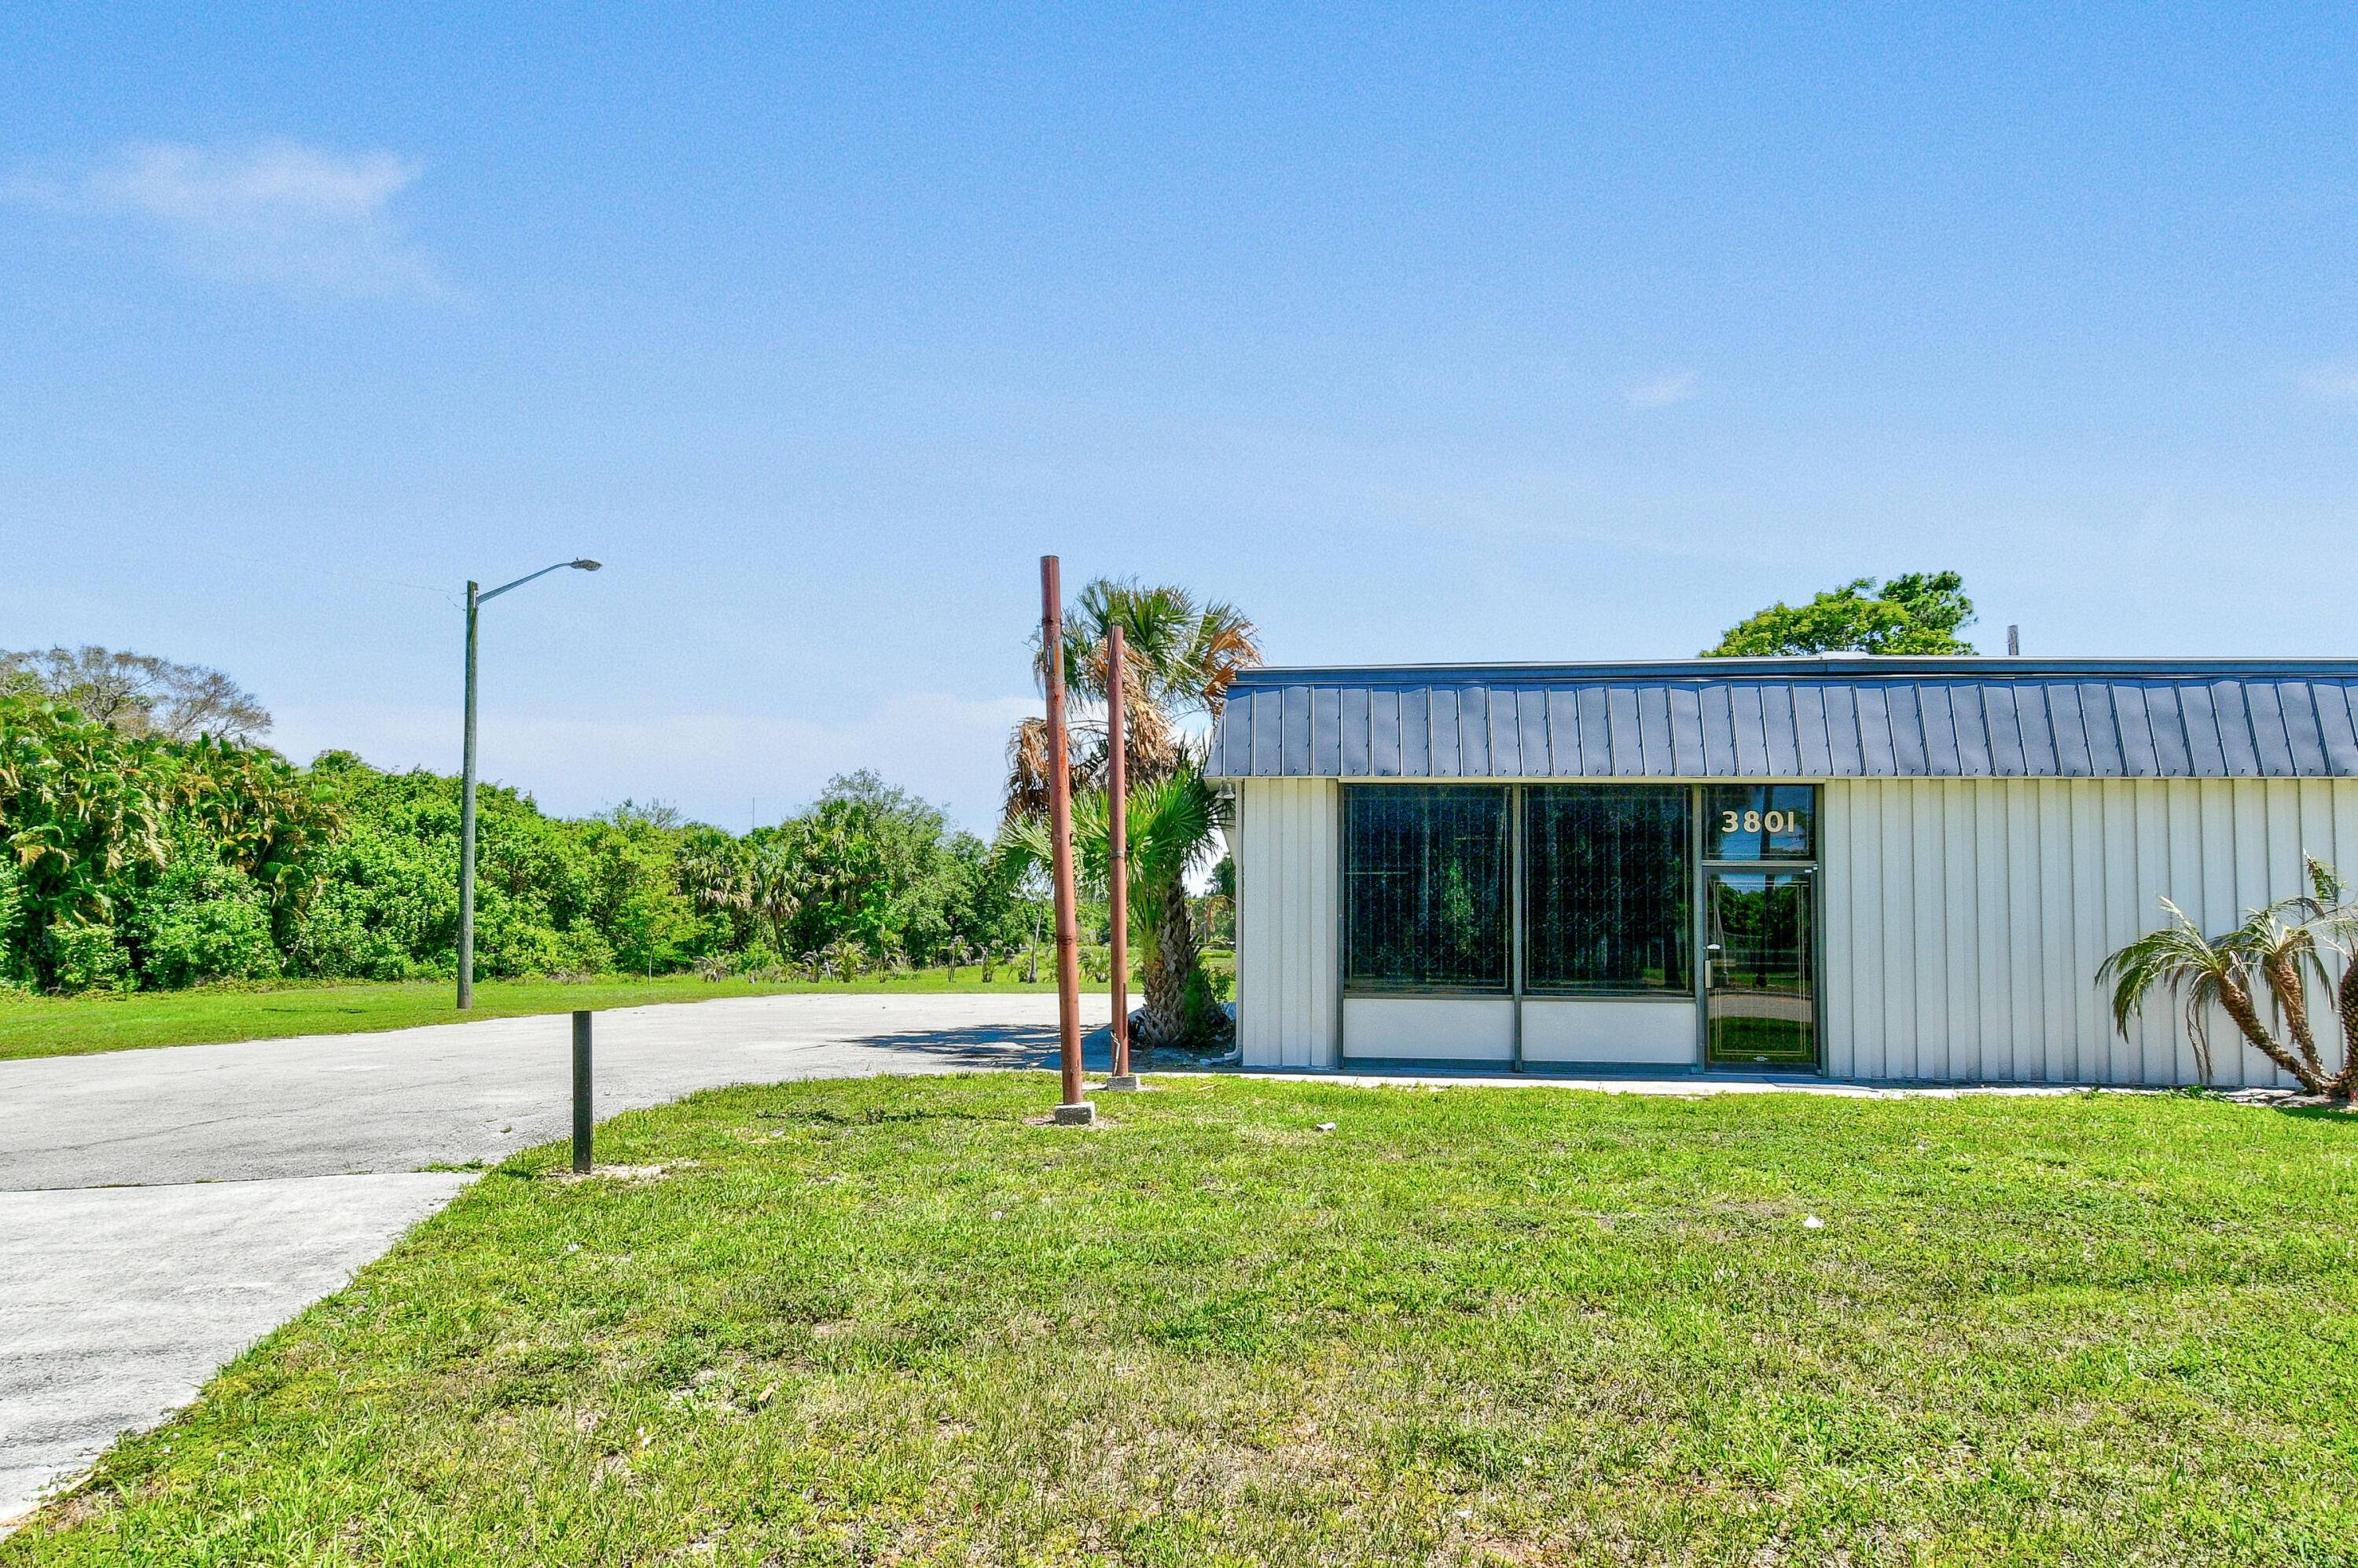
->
1099, 1074, 1143, 1092
1051, 1101, 1098, 1126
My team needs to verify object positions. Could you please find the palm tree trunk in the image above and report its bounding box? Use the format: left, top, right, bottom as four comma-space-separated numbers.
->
2220, 974, 2328, 1094
2334, 962, 2358, 1098
2262, 953, 2327, 1081
1159, 873, 1198, 1024
1132, 876, 1198, 1048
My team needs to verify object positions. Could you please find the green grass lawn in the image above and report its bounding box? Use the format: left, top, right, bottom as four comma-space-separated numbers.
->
10, 1078, 2356, 1566
0, 971, 1060, 1063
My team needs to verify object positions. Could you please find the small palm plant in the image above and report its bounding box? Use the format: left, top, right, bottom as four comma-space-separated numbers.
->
2099, 900, 2267, 1088
2101, 861, 2357, 1098
997, 767, 1231, 1048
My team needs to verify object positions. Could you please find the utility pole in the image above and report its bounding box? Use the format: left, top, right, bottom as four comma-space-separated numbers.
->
1104, 624, 1137, 1090
1041, 556, 1093, 1125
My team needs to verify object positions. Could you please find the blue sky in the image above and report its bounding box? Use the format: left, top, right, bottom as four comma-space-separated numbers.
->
6, 5, 2354, 831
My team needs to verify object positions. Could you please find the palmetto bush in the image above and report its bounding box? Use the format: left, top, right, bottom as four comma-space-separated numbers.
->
998, 768, 1232, 1048
2101, 857, 2358, 1098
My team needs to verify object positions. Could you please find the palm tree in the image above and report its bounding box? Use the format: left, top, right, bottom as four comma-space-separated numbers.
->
1001, 578, 1257, 1047
2233, 904, 2332, 1085
1003, 579, 1260, 821
746, 840, 803, 958
2283, 857, 2358, 1098
1000, 768, 1230, 1048
2098, 900, 2267, 1088
2101, 888, 2353, 1097
675, 832, 752, 946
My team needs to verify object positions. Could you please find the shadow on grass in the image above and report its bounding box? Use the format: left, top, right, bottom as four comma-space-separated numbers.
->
2271, 1100, 2358, 1127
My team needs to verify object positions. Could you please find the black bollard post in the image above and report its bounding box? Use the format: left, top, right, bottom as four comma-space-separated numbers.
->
571, 1010, 593, 1174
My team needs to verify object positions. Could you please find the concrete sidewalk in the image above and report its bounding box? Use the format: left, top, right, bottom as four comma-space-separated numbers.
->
0, 1173, 471, 1525
0, 992, 1107, 1527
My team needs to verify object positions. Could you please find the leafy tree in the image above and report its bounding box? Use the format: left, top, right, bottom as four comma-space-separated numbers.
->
578, 806, 712, 975
1702, 571, 1976, 657
168, 736, 343, 920
131, 827, 285, 987
1, 645, 271, 742
0, 695, 167, 987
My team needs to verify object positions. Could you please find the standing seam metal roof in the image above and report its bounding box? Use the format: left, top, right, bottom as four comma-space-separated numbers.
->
1207, 659, 2358, 780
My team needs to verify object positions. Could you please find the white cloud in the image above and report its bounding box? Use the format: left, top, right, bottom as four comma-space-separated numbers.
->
1624, 370, 1699, 409
70, 140, 450, 300
268, 692, 1041, 835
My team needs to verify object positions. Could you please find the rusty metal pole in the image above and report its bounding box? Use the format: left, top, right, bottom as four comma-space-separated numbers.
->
1103, 624, 1137, 1090
1041, 556, 1093, 1125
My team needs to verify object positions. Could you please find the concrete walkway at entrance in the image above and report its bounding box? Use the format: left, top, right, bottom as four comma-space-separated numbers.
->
0, 993, 1107, 1527
0, 1173, 471, 1525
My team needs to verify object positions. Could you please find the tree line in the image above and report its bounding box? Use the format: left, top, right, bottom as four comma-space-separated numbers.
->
0, 657, 1047, 993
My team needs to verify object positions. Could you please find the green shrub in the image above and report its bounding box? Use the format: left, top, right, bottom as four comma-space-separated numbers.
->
1181, 963, 1234, 1045
138, 894, 281, 987
46, 918, 132, 993
3, 698, 1045, 992
0, 862, 27, 987
130, 830, 284, 988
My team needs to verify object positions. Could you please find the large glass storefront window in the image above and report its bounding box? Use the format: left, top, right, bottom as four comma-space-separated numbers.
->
1523, 786, 1691, 993
1344, 784, 1818, 1070
1343, 786, 1511, 991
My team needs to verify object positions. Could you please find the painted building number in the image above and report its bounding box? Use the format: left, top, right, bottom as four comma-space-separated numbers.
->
1722, 810, 1796, 835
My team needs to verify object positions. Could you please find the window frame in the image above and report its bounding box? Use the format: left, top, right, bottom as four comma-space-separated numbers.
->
1519, 783, 1695, 999
1336, 780, 1824, 1018
1340, 783, 1515, 997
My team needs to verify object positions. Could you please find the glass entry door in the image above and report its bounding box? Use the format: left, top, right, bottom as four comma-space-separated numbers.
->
1704, 870, 1817, 1068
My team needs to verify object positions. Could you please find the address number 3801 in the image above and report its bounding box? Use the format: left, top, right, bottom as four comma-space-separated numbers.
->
1721, 810, 1797, 835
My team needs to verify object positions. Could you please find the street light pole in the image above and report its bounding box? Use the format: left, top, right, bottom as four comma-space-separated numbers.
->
458, 581, 481, 1008
456, 558, 601, 1011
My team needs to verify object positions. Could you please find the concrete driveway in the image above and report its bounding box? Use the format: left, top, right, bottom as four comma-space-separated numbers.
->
0, 992, 1107, 1526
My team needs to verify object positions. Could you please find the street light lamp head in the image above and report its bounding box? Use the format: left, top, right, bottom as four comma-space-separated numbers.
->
571, 559, 602, 571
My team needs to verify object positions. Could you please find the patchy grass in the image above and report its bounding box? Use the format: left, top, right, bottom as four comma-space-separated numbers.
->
0, 971, 1058, 1063
9, 1078, 2356, 1565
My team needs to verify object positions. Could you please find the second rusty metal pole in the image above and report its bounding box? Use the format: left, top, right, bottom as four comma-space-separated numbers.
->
1041, 556, 1092, 1123
1104, 624, 1137, 1089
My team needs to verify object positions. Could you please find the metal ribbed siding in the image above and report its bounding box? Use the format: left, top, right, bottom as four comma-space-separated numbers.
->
1233, 778, 1339, 1069
1212, 664, 2358, 781
1822, 777, 2358, 1085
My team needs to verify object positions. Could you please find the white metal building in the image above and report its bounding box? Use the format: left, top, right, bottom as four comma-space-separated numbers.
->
1207, 657, 2358, 1086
